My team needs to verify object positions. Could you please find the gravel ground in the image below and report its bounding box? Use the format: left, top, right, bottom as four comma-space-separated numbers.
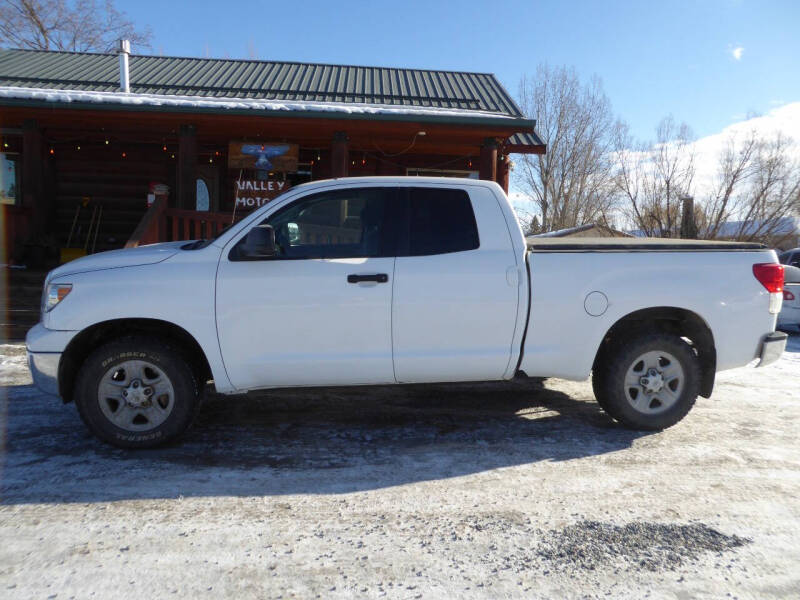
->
1, 333, 799, 599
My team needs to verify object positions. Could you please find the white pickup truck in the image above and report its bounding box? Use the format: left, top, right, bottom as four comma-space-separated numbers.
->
27, 177, 788, 448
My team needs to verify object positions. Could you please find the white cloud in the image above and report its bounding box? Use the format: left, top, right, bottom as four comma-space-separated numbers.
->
691, 102, 800, 195
730, 46, 745, 61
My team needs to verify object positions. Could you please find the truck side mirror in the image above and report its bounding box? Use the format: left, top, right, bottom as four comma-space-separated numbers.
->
240, 224, 277, 259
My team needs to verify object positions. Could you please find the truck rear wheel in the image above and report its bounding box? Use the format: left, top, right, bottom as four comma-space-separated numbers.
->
74, 336, 201, 448
593, 332, 701, 430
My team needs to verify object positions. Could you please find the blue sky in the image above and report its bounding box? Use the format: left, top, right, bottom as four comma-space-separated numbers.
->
125, 0, 799, 141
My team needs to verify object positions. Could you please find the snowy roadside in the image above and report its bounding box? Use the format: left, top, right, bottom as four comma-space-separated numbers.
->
1, 333, 799, 599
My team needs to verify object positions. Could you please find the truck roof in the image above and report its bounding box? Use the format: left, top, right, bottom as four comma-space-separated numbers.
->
292, 176, 501, 190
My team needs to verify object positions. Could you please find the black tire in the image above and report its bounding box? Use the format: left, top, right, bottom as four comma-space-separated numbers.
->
593, 332, 701, 430
591, 362, 611, 413
74, 336, 200, 448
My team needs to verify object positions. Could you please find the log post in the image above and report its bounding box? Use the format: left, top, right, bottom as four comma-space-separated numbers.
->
331, 131, 349, 178
496, 154, 510, 193
22, 119, 45, 236
680, 195, 697, 239
178, 124, 197, 209
479, 138, 498, 182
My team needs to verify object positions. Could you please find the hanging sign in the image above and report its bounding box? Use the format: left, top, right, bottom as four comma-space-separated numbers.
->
228, 142, 299, 172
234, 179, 291, 210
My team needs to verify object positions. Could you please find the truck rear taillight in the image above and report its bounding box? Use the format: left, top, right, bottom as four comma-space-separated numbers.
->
753, 263, 784, 293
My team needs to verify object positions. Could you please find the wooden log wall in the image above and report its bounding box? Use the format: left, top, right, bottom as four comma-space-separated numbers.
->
51, 145, 172, 252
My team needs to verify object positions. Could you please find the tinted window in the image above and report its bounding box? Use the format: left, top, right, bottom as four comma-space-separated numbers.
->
233, 188, 397, 260
408, 188, 479, 256
779, 252, 790, 264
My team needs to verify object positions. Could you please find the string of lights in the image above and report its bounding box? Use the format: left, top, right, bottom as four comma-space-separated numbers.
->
2, 134, 499, 174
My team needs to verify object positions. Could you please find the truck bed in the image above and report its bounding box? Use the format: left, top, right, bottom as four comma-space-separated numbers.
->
520, 238, 778, 382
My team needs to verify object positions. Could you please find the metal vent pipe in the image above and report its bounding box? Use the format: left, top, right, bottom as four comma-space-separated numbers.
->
118, 39, 131, 93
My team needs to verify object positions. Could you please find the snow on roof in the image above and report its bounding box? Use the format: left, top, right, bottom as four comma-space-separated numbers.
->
0, 85, 521, 122
629, 216, 800, 239
530, 224, 596, 237
529, 223, 633, 238
710, 216, 800, 237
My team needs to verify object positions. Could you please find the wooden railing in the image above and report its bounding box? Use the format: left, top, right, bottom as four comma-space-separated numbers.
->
165, 208, 236, 242
126, 199, 239, 248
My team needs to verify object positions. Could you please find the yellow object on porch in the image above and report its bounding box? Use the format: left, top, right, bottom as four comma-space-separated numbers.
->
59, 247, 86, 264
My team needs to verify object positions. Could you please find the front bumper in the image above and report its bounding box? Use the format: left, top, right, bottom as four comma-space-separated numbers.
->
27, 350, 61, 396
756, 331, 788, 367
26, 323, 78, 397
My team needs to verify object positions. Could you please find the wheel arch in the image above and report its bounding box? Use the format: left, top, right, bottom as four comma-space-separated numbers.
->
59, 318, 213, 403
593, 307, 717, 398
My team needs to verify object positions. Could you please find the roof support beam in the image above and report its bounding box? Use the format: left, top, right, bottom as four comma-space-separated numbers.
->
22, 119, 46, 234
331, 131, 349, 178
497, 154, 510, 194
178, 124, 197, 209
479, 138, 498, 182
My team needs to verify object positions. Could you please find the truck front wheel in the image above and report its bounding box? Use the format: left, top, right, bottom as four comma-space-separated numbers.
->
593, 332, 701, 430
74, 337, 201, 448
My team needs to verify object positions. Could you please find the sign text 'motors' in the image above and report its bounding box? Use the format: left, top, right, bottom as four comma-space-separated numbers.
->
234, 180, 291, 209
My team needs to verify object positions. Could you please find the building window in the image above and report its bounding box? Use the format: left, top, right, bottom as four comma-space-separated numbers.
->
1, 152, 19, 205
196, 178, 210, 212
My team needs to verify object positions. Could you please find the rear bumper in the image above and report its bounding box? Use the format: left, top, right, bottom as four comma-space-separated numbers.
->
756, 331, 788, 367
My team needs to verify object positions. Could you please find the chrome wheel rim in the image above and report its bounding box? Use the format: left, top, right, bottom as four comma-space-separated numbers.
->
97, 360, 175, 432
624, 350, 684, 414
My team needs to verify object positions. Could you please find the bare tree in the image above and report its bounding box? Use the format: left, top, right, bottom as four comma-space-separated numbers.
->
702, 129, 759, 238
614, 116, 695, 237
701, 131, 800, 245
616, 115, 799, 243
0, 0, 151, 52
515, 65, 618, 233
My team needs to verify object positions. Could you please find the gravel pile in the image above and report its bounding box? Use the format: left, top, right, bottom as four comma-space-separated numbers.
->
536, 520, 750, 572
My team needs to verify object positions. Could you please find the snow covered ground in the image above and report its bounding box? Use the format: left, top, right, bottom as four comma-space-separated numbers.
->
1, 334, 799, 599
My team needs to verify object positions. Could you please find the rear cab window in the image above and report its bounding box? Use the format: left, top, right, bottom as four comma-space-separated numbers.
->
406, 187, 479, 256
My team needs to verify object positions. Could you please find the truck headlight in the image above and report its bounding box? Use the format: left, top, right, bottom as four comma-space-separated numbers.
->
44, 283, 72, 312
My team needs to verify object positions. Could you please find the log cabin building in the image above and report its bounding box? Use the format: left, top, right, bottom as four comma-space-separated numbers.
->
0, 43, 544, 263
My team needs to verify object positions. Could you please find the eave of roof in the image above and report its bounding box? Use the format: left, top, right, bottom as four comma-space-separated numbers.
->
505, 131, 546, 154
0, 86, 536, 130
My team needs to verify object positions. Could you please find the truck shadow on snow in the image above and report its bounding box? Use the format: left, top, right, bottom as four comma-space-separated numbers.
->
1, 378, 651, 504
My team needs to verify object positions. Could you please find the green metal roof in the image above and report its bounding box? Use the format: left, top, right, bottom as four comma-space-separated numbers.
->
0, 48, 544, 149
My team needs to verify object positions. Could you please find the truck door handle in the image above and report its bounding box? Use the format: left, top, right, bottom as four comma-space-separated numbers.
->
347, 273, 389, 284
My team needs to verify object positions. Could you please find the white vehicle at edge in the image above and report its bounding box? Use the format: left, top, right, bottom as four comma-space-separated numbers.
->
26, 177, 788, 448
777, 265, 800, 331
